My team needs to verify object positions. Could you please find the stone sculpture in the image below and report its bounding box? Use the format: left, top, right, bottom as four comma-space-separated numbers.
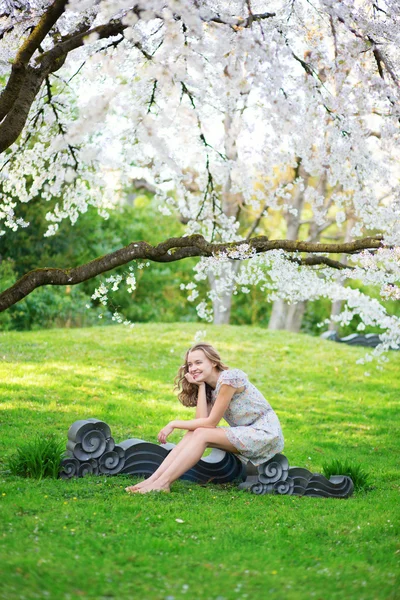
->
238, 453, 354, 498
60, 419, 354, 498
60, 418, 245, 484
321, 331, 382, 348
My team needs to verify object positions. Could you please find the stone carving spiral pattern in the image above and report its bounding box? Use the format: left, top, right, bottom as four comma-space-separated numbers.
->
238, 454, 354, 498
60, 419, 354, 498
60, 419, 245, 484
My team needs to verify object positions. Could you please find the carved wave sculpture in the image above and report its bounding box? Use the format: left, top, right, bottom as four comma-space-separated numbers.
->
320, 330, 393, 349
60, 420, 354, 497
238, 454, 354, 498
60, 419, 245, 484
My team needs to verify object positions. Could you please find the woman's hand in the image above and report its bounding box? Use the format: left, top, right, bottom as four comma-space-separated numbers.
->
185, 373, 204, 386
157, 422, 175, 444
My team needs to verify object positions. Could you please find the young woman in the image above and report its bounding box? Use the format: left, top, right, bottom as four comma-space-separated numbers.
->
125, 343, 284, 494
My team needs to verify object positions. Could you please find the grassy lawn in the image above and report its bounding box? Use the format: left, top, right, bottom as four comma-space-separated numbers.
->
0, 323, 399, 600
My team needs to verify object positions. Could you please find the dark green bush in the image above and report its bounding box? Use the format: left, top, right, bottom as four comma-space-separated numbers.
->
7, 435, 65, 480
322, 458, 371, 492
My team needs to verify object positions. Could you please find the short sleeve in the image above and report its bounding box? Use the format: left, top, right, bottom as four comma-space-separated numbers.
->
218, 369, 248, 390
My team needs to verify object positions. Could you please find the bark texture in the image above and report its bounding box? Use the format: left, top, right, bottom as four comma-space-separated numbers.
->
0, 233, 383, 312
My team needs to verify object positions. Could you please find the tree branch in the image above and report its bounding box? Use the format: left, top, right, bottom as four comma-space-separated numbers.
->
35, 16, 153, 68
0, 234, 384, 312
0, 0, 68, 122
333, 12, 399, 89
289, 255, 351, 269
0, 67, 48, 153
207, 11, 276, 28
0, 7, 148, 154
18, 0, 68, 65
44, 75, 79, 169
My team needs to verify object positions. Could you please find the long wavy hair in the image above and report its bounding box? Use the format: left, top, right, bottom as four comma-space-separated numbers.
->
175, 343, 229, 407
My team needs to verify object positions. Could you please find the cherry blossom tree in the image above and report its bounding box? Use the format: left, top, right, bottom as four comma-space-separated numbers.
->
0, 0, 399, 361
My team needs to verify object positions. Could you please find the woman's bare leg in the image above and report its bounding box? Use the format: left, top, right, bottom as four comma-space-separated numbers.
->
137, 428, 238, 494
125, 431, 195, 492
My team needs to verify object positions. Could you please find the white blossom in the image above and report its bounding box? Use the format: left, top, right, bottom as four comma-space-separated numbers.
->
1, 0, 399, 361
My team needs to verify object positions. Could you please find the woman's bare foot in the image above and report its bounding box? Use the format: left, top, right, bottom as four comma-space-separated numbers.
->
137, 481, 170, 494
125, 478, 155, 493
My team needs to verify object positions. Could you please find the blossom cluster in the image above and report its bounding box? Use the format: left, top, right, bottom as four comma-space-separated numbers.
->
0, 0, 399, 360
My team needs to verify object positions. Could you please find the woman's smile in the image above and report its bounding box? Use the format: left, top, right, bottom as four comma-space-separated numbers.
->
186, 349, 221, 389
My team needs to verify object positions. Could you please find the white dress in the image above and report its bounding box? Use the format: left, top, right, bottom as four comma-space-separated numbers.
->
210, 368, 284, 467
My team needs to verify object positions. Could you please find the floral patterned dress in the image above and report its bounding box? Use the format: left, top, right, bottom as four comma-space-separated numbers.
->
210, 368, 284, 466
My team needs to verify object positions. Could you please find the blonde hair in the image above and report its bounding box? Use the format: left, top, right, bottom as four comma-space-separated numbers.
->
175, 343, 229, 407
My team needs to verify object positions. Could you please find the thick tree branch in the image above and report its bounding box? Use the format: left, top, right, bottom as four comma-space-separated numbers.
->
18, 0, 68, 64
36, 21, 123, 66
0, 67, 47, 152
0, 54, 68, 153
35, 17, 153, 68
0, 0, 68, 122
0, 234, 384, 312
0, 11, 154, 151
208, 11, 276, 28
289, 255, 351, 269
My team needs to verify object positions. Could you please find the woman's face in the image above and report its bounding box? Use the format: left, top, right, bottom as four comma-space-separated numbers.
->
186, 350, 216, 383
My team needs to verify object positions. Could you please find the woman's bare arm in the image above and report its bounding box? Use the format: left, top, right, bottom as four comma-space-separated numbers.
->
195, 383, 209, 419
171, 385, 236, 431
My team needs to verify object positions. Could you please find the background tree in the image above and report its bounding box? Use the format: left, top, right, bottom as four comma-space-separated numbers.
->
0, 0, 399, 360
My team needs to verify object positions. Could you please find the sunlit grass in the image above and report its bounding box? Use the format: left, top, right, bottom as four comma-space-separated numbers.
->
0, 323, 399, 600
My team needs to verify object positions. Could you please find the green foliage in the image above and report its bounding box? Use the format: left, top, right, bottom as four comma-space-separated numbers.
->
0, 258, 103, 331
301, 297, 332, 335
1, 189, 400, 333
0, 193, 200, 329
230, 284, 272, 326
7, 435, 65, 480
322, 458, 371, 492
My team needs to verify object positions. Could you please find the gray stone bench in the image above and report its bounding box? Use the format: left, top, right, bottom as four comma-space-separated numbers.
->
60, 419, 353, 498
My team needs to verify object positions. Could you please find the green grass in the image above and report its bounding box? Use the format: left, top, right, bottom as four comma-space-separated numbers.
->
322, 459, 371, 492
0, 323, 399, 600
7, 434, 65, 480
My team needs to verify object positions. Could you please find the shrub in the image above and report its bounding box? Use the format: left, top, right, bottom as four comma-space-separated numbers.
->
322, 458, 371, 492
7, 435, 65, 480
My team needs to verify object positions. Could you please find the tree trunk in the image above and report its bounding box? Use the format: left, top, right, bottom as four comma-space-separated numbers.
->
286, 301, 307, 332
328, 216, 355, 331
268, 162, 309, 331
268, 300, 306, 332
268, 299, 289, 330
209, 109, 242, 325
329, 300, 343, 332
208, 261, 241, 325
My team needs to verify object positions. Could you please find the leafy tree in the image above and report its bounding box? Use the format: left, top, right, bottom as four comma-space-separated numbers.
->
0, 1, 399, 360
0, 192, 202, 328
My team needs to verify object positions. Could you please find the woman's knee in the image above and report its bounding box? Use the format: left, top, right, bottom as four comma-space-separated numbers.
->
192, 427, 209, 441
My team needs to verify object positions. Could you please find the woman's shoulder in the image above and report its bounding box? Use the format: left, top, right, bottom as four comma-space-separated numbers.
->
218, 368, 248, 388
